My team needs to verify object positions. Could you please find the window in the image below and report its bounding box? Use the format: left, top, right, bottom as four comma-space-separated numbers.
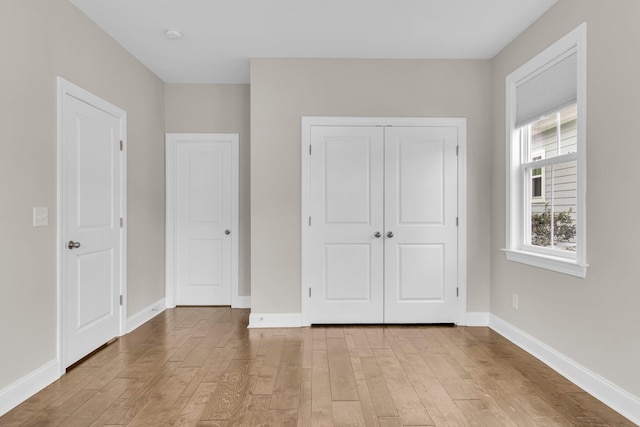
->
530, 149, 544, 200
504, 23, 587, 278
526, 105, 577, 251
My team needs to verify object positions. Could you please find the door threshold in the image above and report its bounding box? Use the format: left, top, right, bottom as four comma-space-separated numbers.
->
311, 323, 456, 327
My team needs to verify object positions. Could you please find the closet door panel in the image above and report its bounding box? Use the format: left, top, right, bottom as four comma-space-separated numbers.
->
384, 126, 458, 323
310, 126, 384, 323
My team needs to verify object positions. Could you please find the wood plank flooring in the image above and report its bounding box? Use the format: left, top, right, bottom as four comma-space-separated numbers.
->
1, 307, 634, 426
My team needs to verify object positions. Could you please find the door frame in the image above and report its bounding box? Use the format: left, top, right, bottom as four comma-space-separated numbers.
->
56, 77, 127, 375
300, 116, 467, 326
165, 133, 240, 308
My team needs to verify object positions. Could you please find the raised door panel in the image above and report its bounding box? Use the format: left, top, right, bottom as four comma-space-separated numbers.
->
324, 139, 372, 224
188, 151, 223, 224
324, 244, 372, 301
398, 139, 445, 225
76, 250, 114, 328
397, 244, 444, 301
76, 114, 116, 229
187, 239, 222, 286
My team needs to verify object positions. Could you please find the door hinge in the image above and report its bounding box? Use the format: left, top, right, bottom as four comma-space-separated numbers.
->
456, 145, 459, 156
309, 216, 311, 226
309, 287, 312, 297
456, 287, 459, 297
120, 140, 123, 151
309, 145, 312, 155
456, 217, 459, 226
119, 295, 123, 305
120, 217, 123, 228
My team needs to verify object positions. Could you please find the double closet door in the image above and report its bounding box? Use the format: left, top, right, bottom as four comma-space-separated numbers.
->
310, 125, 458, 324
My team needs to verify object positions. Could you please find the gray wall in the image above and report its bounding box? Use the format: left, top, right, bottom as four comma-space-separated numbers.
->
0, 0, 165, 389
491, 0, 640, 398
250, 58, 492, 314
165, 84, 251, 297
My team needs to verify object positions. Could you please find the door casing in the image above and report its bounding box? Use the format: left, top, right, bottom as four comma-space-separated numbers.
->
56, 77, 127, 374
165, 133, 240, 308
301, 117, 467, 326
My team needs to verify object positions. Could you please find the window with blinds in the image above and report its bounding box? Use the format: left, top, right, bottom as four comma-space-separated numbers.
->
504, 23, 588, 278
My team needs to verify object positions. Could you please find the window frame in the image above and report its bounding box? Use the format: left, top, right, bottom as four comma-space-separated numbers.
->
504, 23, 588, 278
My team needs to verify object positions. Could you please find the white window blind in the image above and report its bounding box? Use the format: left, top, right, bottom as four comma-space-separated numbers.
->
515, 49, 577, 128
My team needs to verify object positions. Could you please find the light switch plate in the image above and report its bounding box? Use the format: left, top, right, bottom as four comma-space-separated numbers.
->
33, 207, 48, 227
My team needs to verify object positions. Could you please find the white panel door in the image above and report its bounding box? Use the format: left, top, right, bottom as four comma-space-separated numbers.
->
175, 139, 233, 305
384, 126, 458, 323
310, 126, 384, 323
62, 93, 122, 367
308, 123, 459, 324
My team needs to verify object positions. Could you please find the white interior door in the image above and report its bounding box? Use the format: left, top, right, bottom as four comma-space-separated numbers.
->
171, 135, 238, 306
310, 126, 384, 323
60, 83, 124, 368
309, 123, 459, 324
383, 126, 458, 323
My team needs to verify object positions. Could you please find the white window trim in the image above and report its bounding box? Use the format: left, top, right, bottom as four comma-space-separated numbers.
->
504, 23, 588, 278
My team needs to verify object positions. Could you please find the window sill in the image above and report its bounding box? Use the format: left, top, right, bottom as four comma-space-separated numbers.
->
502, 249, 588, 278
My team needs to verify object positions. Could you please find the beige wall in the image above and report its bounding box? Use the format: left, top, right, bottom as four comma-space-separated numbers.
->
165, 84, 251, 296
250, 58, 492, 314
491, 0, 640, 398
0, 0, 165, 389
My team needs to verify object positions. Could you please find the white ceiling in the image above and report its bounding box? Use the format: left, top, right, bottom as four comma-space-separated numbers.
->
69, 0, 558, 84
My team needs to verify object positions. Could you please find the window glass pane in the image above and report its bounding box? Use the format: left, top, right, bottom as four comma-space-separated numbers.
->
559, 104, 578, 155
528, 104, 577, 161
528, 160, 577, 251
529, 164, 552, 247
552, 161, 577, 251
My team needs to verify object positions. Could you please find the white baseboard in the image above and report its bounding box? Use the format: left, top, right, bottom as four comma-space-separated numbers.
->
465, 312, 490, 326
126, 297, 166, 333
233, 296, 251, 309
490, 314, 640, 425
0, 359, 60, 417
248, 312, 302, 328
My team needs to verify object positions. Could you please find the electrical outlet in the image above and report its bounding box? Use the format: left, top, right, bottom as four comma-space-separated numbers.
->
512, 293, 519, 310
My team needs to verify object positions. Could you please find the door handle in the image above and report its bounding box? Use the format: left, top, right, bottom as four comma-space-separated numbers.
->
374, 231, 381, 238
386, 231, 394, 238
225, 229, 231, 235
67, 240, 81, 250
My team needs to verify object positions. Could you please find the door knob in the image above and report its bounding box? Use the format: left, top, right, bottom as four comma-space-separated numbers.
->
225, 229, 231, 235
67, 240, 81, 250
374, 231, 381, 238
386, 231, 394, 238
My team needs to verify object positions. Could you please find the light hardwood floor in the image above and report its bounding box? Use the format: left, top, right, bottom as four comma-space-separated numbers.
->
0, 307, 634, 426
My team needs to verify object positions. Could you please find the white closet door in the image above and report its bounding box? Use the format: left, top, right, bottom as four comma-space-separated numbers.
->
383, 126, 458, 323
310, 126, 384, 323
